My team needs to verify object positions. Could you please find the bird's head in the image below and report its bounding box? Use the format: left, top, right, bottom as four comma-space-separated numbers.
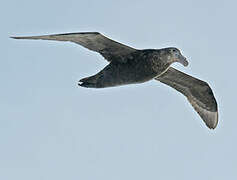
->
161, 47, 189, 67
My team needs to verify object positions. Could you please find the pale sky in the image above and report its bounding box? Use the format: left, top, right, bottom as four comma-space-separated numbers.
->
1, 0, 237, 179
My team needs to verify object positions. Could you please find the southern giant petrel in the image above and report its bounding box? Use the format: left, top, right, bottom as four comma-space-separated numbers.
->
11, 32, 218, 129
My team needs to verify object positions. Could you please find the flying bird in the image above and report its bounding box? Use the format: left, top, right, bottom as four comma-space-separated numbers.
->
11, 32, 218, 129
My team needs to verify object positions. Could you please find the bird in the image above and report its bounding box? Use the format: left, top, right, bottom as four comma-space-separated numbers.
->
11, 32, 218, 129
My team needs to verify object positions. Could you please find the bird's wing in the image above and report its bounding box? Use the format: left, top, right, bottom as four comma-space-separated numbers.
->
155, 67, 218, 129
11, 32, 136, 63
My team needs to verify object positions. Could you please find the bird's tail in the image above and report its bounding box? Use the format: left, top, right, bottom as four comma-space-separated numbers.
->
78, 75, 100, 88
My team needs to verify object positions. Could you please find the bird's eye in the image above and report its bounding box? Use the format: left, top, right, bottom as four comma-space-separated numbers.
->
172, 49, 176, 52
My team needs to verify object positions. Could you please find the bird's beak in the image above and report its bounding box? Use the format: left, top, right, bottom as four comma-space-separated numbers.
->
177, 54, 189, 67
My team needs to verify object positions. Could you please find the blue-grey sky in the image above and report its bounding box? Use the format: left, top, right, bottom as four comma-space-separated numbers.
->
1, 0, 237, 179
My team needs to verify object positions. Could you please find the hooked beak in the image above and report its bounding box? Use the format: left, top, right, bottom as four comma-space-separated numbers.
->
177, 54, 189, 67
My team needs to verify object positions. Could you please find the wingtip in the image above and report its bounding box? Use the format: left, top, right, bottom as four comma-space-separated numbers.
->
10, 36, 31, 39
10, 36, 32, 39
206, 111, 218, 130
10, 36, 18, 39
187, 97, 219, 130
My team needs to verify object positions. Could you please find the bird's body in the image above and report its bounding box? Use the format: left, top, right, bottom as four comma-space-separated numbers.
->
80, 49, 176, 88
11, 32, 218, 129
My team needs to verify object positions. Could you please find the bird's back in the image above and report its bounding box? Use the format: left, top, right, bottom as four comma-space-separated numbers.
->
79, 50, 159, 88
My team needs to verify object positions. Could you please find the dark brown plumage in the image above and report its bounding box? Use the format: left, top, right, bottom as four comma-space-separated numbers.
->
11, 32, 218, 129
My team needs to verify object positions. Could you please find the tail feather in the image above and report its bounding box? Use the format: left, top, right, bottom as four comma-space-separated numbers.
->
78, 81, 96, 88
78, 75, 99, 88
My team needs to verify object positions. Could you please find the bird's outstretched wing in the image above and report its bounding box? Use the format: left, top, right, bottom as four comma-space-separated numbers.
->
155, 67, 218, 129
11, 32, 136, 63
